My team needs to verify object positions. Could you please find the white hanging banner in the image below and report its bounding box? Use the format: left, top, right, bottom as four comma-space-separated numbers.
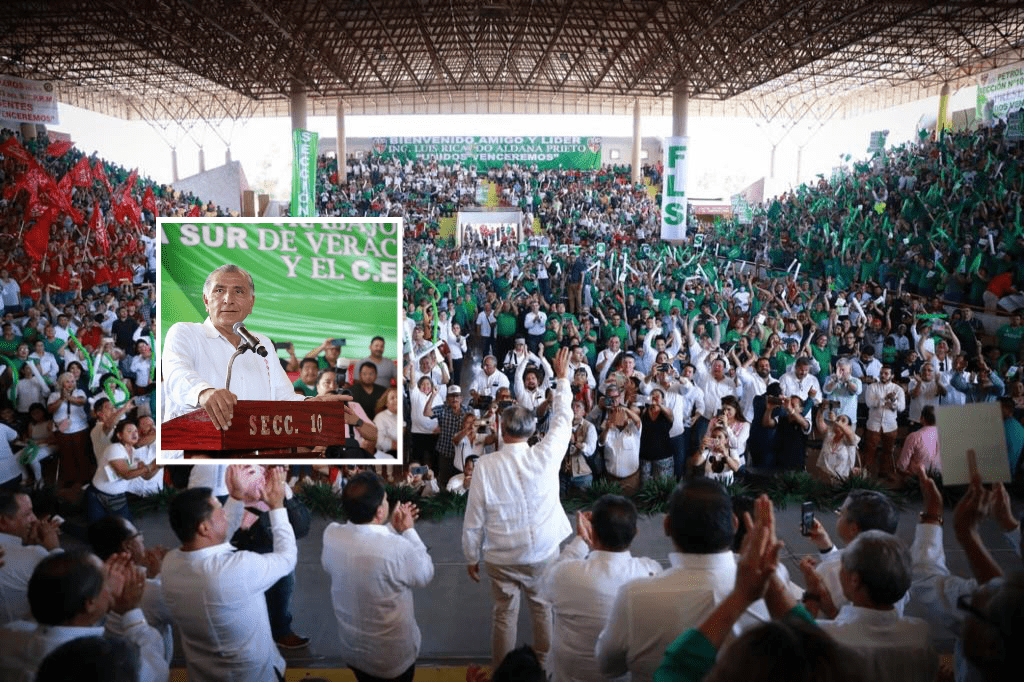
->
0, 75, 60, 125
661, 136, 688, 241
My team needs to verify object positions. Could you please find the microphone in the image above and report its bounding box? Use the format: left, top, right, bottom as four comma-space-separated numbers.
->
232, 321, 268, 357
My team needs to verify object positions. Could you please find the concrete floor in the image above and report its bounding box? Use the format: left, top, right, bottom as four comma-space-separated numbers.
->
129, 494, 1022, 669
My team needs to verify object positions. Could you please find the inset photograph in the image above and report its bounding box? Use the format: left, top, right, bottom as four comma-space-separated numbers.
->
157, 218, 400, 464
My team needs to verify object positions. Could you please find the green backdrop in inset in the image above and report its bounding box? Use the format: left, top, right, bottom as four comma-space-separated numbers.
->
159, 219, 400, 363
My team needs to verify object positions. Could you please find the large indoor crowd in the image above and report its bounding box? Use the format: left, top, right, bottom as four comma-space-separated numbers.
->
0, 115, 1022, 682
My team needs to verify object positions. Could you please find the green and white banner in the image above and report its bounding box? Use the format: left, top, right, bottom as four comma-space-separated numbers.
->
661, 136, 689, 241
291, 129, 318, 217
369, 135, 602, 170
977, 62, 1024, 122
159, 218, 400, 364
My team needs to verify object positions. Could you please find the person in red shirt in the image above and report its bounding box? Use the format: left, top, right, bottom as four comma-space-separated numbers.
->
984, 270, 1024, 313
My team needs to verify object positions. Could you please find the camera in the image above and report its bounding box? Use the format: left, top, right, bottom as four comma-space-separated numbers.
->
800, 501, 815, 536
410, 465, 428, 476
604, 397, 616, 408
330, 338, 347, 347
659, 363, 672, 373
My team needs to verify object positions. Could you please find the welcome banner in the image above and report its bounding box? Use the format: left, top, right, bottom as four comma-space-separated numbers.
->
0, 74, 60, 125
977, 62, 1024, 122
291, 129, 318, 216
159, 218, 400, 362
369, 135, 602, 170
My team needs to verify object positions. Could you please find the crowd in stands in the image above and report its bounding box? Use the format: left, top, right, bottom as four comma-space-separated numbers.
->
1, 114, 1023, 682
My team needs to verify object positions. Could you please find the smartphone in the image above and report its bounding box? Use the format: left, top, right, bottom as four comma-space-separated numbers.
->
800, 501, 815, 537
272, 341, 292, 350
410, 466, 428, 476
330, 338, 347, 347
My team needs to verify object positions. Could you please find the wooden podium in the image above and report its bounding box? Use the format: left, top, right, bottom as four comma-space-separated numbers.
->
161, 400, 346, 459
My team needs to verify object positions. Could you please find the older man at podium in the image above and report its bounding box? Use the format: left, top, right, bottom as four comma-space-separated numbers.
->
162, 264, 362, 456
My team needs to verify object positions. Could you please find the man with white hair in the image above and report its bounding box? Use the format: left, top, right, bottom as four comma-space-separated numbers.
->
462, 348, 572, 668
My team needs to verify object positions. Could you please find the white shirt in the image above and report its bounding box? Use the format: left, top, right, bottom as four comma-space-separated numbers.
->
696, 374, 736, 420
865, 381, 905, 432
814, 548, 909, 615
374, 409, 400, 455
0, 278, 19, 307
525, 310, 547, 336
161, 319, 303, 425
28, 352, 58, 382
907, 376, 948, 422
0, 533, 51, 624
596, 551, 769, 682
779, 370, 822, 404
0, 610, 168, 682
822, 373, 863, 423
469, 368, 510, 400
603, 421, 641, 478
735, 368, 776, 422
410, 385, 445, 434
129, 354, 153, 388
0, 423, 21, 485
540, 537, 663, 682
15, 373, 48, 413
322, 522, 434, 679
161, 500, 296, 682
462, 378, 573, 566
46, 389, 89, 434
817, 606, 937, 682
92, 442, 136, 496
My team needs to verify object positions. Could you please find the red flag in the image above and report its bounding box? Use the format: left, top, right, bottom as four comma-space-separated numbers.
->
45, 140, 74, 158
92, 207, 110, 256
57, 172, 72, 196
0, 136, 33, 163
25, 207, 58, 262
70, 156, 92, 187
142, 186, 156, 214
187, 204, 201, 217
92, 160, 113, 193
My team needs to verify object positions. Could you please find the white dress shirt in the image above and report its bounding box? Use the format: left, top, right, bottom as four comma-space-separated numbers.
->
0, 610, 168, 682
865, 380, 905, 432
822, 373, 863, 423
321, 521, 434, 679
596, 550, 769, 682
525, 310, 547, 336
92, 442, 134, 496
469, 368, 510, 400
814, 548, 908, 615
735, 367, 776, 422
603, 422, 641, 478
28, 352, 58, 383
0, 533, 52, 625
540, 536, 663, 682
817, 606, 937, 682
675, 381, 705, 429
374, 409, 400, 456
907, 376, 948, 422
0, 424, 20, 485
696, 374, 736, 420
161, 499, 296, 682
779, 371, 822, 404
410, 384, 445, 435
161, 319, 303, 424
463, 378, 573, 566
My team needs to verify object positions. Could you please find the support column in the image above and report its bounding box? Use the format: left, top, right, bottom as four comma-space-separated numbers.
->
171, 148, 179, 182
672, 79, 689, 137
290, 80, 308, 132
769, 144, 777, 180
225, 148, 232, 164
796, 145, 803, 185
336, 98, 347, 177
631, 98, 642, 184
937, 83, 951, 138
198, 147, 206, 173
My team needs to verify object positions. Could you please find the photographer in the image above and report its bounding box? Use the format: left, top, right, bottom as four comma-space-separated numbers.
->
599, 396, 642, 495
691, 425, 739, 483
638, 388, 674, 483
815, 400, 861, 481
453, 412, 495, 472
561, 400, 597, 491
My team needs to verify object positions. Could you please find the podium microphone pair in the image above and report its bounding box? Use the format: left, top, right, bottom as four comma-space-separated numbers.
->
232, 321, 269, 357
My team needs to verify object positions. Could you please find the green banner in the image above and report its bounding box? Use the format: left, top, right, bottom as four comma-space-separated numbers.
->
977, 62, 1024, 122
369, 135, 602, 170
291, 129, 318, 217
159, 219, 400, 366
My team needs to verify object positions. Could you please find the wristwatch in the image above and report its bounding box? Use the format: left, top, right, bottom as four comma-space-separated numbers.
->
354, 418, 364, 428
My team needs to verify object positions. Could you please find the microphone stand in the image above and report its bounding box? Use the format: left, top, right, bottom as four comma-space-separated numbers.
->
225, 341, 255, 393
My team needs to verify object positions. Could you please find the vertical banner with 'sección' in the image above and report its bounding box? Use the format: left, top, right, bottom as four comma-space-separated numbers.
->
291, 129, 318, 217
661, 136, 689, 241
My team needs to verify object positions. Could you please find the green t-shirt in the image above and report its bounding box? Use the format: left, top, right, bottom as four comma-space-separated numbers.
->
496, 312, 518, 338
997, 324, 1024, 354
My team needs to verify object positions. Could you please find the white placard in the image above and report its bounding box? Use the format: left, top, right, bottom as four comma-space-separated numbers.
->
936, 402, 1010, 485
